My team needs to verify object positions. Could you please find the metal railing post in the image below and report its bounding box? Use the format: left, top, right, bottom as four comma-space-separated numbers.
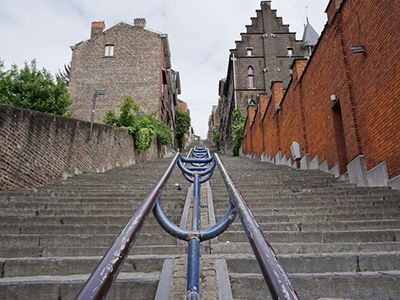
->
187, 174, 201, 299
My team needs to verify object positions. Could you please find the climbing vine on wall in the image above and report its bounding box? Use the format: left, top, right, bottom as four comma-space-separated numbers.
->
231, 108, 245, 156
101, 96, 172, 152
212, 129, 221, 151
176, 110, 191, 150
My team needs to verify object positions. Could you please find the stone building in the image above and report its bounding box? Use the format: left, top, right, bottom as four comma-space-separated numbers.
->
207, 105, 218, 141
68, 19, 180, 129
216, 1, 318, 151
242, 0, 400, 189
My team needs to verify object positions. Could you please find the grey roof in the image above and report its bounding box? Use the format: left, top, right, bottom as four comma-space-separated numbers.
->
302, 19, 319, 46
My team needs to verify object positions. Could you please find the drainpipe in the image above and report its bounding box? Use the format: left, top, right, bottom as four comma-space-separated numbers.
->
231, 53, 238, 110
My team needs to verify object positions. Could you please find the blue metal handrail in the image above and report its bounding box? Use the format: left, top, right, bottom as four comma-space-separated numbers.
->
75, 146, 298, 300
154, 147, 235, 299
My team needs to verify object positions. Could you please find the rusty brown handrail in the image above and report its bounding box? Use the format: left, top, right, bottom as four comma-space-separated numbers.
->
214, 154, 299, 300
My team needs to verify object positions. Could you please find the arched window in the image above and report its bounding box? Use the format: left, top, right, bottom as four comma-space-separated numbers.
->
248, 66, 254, 89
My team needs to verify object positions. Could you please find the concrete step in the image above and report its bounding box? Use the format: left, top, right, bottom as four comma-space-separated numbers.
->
215, 212, 400, 223
224, 252, 400, 274
0, 245, 186, 258
229, 271, 400, 300
0, 255, 170, 277
213, 197, 400, 209
212, 241, 400, 255
0, 272, 159, 300
0, 208, 184, 217
218, 229, 398, 243
0, 233, 177, 247
215, 206, 400, 216
0, 215, 181, 225
0, 223, 170, 235
226, 219, 400, 232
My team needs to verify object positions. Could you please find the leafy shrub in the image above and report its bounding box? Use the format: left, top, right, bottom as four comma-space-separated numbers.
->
231, 108, 245, 156
102, 96, 172, 152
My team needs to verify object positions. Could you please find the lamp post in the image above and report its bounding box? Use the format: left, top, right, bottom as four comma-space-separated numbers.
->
89, 89, 105, 139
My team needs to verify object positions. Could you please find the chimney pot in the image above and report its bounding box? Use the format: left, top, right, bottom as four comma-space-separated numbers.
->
91, 21, 105, 39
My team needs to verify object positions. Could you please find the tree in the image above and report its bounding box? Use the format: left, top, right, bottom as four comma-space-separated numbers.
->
175, 110, 191, 150
0, 59, 71, 116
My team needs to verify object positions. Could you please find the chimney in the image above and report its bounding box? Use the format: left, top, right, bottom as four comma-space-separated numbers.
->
261, 1, 272, 8
134, 18, 146, 28
91, 21, 105, 39
247, 104, 257, 126
291, 59, 308, 82
326, 0, 344, 24
258, 94, 268, 117
271, 81, 284, 107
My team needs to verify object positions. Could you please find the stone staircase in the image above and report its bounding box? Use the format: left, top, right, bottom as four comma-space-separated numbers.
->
0, 153, 400, 299
211, 155, 400, 299
0, 159, 188, 299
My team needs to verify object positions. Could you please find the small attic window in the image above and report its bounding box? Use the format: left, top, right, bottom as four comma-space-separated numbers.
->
287, 47, 293, 57
246, 48, 253, 56
104, 44, 115, 57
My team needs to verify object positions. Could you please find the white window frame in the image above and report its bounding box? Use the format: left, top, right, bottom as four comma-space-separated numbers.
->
287, 47, 293, 57
248, 66, 255, 89
246, 48, 254, 57
105, 45, 115, 57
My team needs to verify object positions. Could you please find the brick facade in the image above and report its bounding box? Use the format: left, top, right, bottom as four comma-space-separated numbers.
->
69, 20, 180, 129
242, 0, 400, 187
0, 105, 165, 190
216, 1, 312, 151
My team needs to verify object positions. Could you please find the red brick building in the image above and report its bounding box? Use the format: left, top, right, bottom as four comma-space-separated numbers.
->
242, 0, 400, 189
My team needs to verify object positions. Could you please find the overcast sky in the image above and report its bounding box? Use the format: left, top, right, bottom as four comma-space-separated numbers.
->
0, 0, 329, 138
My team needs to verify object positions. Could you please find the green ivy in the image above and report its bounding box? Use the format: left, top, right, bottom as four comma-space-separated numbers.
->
212, 130, 221, 151
134, 127, 154, 152
154, 118, 172, 145
176, 110, 191, 149
102, 110, 119, 126
231, 108, 245, 156
101, 96, 172, 152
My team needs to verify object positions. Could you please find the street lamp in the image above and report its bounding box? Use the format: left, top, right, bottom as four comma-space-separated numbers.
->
89, 89, 105, 139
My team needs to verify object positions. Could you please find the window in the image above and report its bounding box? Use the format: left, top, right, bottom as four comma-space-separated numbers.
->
104, 45, 115, 57
246, 48, 253, 56
287, 47, 293, 57
248, 66, 254, 89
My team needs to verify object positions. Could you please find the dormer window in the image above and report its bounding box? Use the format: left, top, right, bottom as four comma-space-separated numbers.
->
287, 47, 293, 57
105, 44, 115, 57
246, 48, 253, 56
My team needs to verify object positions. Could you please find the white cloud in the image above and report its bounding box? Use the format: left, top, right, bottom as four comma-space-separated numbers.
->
0, 0, 328, 138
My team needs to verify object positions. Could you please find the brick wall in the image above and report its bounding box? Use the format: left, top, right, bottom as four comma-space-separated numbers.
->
243, 0, 400, 180
0, 105, 164, 190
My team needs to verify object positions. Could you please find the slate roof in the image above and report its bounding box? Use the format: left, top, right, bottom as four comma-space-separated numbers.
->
302, 19, 319, 46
